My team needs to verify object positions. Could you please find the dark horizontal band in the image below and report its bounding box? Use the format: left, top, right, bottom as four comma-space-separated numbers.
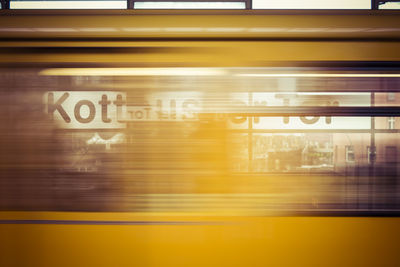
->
203, 106, 400, 117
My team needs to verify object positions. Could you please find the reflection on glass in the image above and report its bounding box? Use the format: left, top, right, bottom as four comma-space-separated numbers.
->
1, 68, 400, 215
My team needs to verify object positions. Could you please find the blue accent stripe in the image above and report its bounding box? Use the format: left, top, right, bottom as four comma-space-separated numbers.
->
0, 220, 220, 225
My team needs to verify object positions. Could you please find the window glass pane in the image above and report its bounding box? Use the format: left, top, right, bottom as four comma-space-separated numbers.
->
379, 2, 400, 9
253, 0, 370, 9
2, 67, 400, 214
11, 0, 126, 9
134, 2, 245, 9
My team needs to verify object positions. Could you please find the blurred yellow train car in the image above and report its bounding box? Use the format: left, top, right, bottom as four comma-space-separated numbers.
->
1, 10, 400, 267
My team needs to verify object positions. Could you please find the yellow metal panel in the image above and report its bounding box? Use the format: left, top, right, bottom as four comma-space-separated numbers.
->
0, 10, 400, 39
0, 41, 399, 66
1, 212, 400, 267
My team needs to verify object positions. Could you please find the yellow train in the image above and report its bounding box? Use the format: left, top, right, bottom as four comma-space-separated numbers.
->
1, 10, 400, 267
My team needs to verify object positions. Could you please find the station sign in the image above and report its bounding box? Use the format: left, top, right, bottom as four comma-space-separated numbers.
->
43, 91, 126, 129
44, 91, 372, 130
232, 92, 372, 130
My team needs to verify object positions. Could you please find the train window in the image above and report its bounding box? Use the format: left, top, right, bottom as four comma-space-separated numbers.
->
5, 0, 400, 10
6, 0, 379, 10
10, 0, 127, 9
1, 66, 400, 215
252, 0, 370, 9
133, 2, 246, 9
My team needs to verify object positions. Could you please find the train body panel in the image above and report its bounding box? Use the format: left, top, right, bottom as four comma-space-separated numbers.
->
1, 10, 400, 267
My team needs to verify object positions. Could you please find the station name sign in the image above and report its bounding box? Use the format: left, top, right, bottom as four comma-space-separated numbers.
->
43, 91, 371, 130
44, 91, 126, 129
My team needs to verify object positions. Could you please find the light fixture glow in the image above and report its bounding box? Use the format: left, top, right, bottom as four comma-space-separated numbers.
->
39, 68, 227, 76
236, 73, 400, 78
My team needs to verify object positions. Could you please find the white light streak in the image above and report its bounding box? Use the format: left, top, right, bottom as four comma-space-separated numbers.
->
39, 68, 227, 76
236, 73, 400, 78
